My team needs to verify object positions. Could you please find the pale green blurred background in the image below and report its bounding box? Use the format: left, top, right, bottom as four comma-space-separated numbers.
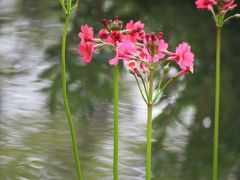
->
0, 0, 240, 179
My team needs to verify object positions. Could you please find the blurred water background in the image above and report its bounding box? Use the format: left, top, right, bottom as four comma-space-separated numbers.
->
0, 0, 240, 179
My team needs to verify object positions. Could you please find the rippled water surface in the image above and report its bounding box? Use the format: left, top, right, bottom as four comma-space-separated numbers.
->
1, 0, 240, 180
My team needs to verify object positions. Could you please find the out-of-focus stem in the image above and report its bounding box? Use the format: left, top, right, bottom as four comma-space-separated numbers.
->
113, 65, 119, 180
213, 27, 221, 180
61, 14, 83, 180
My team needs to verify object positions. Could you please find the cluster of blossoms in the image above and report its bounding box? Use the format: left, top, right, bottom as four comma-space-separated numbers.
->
78, 16, 194, 76
195, 0, 240, 26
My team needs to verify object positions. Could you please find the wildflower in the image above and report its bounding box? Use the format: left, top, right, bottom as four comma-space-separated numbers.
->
140, 32, 168, 62
126, 20, 145, 42
195, 0, 217, 9
170, 42, 194, 73
78, 25, 94, 42
98, 29, 109, 39
109, 39, 137, 65
77, 41, 96, 63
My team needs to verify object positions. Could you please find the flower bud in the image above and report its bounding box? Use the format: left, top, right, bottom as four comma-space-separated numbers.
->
163, 64, 169, 73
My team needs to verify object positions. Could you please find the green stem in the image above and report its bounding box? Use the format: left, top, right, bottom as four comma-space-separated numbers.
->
61, 15, 83, 180
134, 74, 148, 104
140, 76, 149, 101
146, 61, 154, 180
213, 27, 221, 180
113, 65, 119, 180
153, 73, 165, 102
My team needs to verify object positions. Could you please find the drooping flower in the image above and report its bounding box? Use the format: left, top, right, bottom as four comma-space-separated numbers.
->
195, 0, 217, 9
77, 41, 96, 63
171, 42, 194, 73
78, 25, 94, 42
140, 62, 148, 73
126, 20, 145, 42
109, 39, 137, 65
127, 60, 140, 75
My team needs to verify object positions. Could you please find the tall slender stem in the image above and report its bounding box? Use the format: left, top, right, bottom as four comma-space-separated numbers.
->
213, 27, 221, 180
146, 61, 154, 180
61, 15, 83, 180
113, 65, 119, 180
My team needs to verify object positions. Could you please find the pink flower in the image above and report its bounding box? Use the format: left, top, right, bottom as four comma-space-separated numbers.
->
109, 39, 137, 65
78, 25, 94, 42
104, 30, 125, 45
156, 39, 168, 60
222, 0, 237, 10
171, 42, 194, 72
140, 39, 168, 62
195, 0, 217, 9
98, 29, 109, 39
77, 41, 96, 63
126, 20, 145, 42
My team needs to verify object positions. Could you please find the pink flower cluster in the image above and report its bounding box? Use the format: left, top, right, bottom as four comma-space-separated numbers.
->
195, 0, 237, 11
78, 16, 195, 76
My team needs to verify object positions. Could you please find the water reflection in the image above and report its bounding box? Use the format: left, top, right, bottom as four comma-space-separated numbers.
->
0, 0, 240, 179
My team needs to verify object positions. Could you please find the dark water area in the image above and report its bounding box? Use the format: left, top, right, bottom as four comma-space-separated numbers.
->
0, 0, 240, 179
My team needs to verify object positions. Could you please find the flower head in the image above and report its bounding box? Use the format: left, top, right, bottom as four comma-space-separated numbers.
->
109, 39, 137, 65
126, 20, 145, 42
195, 0, 217, 9
98, 29, 109, 39
78, 25, 94, 42
171, 42, 194, 73
77, 41, 96, 63
140, 32, 168, 62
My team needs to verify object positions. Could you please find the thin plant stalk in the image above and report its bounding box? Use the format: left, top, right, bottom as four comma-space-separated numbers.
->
213, 27, 221, 180
61, 14, 83, 180
146, 60, 155, 180
113, 65, 119, 180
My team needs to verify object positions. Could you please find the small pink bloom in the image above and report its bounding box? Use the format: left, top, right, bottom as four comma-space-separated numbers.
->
98, 29, 109, 39
171, 42, 194, 72
104, 30, 125, 45
156, 39, 168, 60
140, 39, 168, 62
109, 39, 137, 65
78, 25, 94, 42
222, 0, 237, 10
195, 0, 217, 9
126, 20, 145, 42
78, 41, 95, 63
